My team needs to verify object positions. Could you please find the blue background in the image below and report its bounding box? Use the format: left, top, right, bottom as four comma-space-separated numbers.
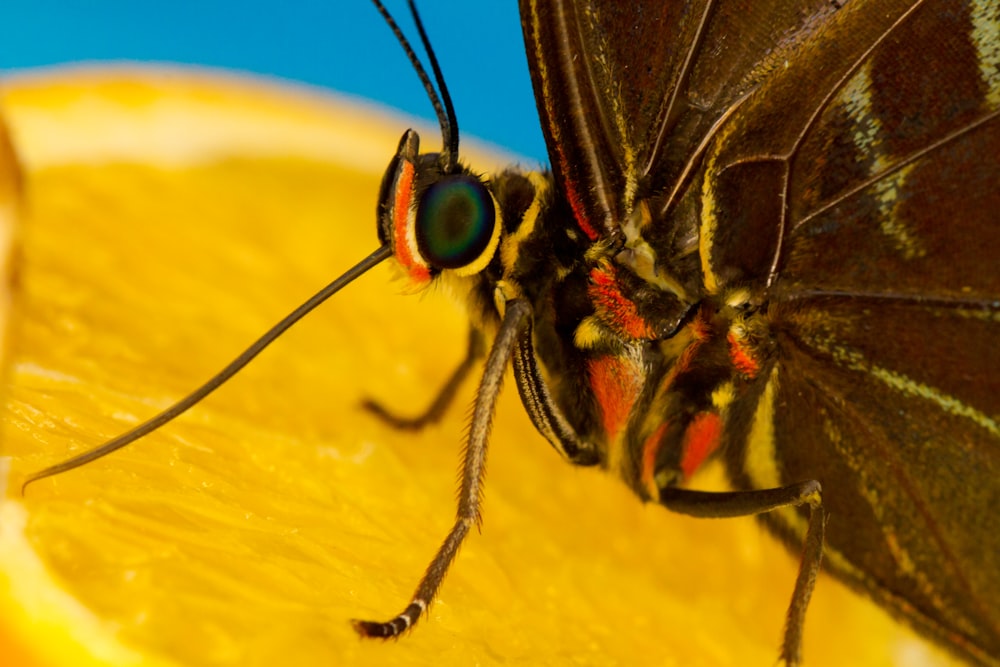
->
0, 1, 548, 162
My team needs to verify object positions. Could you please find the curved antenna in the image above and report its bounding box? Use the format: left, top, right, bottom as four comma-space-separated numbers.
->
370, 0, 460, 172
22, 245, 393, 493
404, 0, 459, 171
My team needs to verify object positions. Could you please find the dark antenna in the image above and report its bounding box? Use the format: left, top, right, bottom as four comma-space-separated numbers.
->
22, 245, 392, 492
370, 0, 460, 172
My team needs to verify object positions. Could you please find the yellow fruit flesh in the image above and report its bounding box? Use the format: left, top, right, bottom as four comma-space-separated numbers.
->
0, 68, 960, 666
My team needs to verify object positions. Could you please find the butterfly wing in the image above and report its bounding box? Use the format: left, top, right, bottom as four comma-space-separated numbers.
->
520, 0, 1000, 662
519, 0, 841, 243
721, 0, 1000, 659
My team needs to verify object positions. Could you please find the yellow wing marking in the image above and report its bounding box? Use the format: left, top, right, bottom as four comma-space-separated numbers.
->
743, 365, 863, 580
839, 63, 925, 260
829, 345, 1000, 441
972, 0, 1000, 108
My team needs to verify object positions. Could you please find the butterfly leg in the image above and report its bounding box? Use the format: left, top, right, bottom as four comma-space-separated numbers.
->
352, 298, 530, 638
361, 326, 485, 431
658, 481, 825, 667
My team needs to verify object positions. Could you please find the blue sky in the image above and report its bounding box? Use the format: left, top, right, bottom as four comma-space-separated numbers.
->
0, 1, 548, 162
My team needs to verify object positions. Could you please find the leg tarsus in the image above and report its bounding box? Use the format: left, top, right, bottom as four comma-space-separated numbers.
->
659, 480, 824, 666
353, 302, 530, 639
780, 492, 825, 667
362, 328, 485, 431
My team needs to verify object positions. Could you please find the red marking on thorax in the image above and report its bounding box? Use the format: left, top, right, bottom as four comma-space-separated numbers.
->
391, 160, 430, 285
691, 313, 712, 342
654, 311, 710, 402
680, 412, 722, 480
641, 423, 669, 497
553, 142, 599, 241
588, 264, 656, 340
588, 355, 643, 441
727, 331, 759, 377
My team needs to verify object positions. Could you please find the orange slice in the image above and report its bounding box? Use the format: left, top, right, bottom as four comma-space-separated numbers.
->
0, 66, 960, 666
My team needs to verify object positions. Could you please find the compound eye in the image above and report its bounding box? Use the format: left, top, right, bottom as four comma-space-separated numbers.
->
415, 175, 496, 270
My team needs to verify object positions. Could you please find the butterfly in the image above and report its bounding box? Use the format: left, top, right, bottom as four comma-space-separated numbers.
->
24, 0, 1000, 665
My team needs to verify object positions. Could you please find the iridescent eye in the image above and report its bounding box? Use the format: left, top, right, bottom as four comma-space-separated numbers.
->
415, 175, 496, 270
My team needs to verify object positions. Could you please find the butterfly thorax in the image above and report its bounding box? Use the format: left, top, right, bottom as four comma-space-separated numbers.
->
474, 166, 779, 501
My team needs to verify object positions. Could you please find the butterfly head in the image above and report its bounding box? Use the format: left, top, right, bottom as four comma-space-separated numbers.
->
376, 129, 501, 289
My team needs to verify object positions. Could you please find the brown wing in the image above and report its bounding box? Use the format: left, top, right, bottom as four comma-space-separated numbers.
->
705, 0, 1000, 661
521, 0, 1000, 662
519, 0, 840, 242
